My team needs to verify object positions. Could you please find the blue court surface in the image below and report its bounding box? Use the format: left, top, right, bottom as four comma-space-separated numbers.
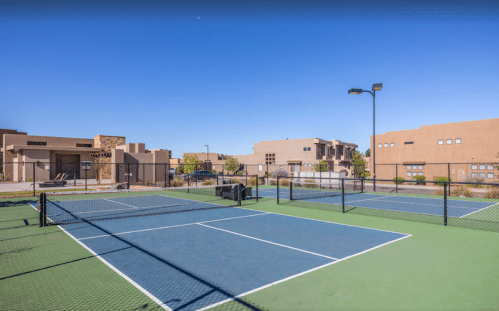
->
258, 188, 497, 218
58, 201, 410, 311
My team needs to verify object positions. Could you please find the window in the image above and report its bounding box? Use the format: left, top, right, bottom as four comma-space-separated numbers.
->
378, 144, 382, 148
390, 143, 395, 148
455, 138, 461, 144
265, 153, 275, 165
418, 165, 423, 169
412, 172, 418, 176
488, 164, 494, 170
438, 140, 444, 145
487, 173, 494, 179
308, 147, 311, 151
407, 165, 411, 169
446, 139, 452, 145
76, 143, 92, 148
280, 166, 283, 169
27, 141, 47, 146
471, 165, 478, 170
384, 143, 388, 148
404, 141, 414, 145
303, 147, 306, 151
479, 173, 486, 178
479, 164, 486, 170
418, 172, 423, 176
412, 165, 417, 169
407, 172, 412, 177
471, 172, 477, 177
258, 164, 262, 171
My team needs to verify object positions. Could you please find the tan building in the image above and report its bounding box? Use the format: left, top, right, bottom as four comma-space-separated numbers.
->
371, 118, 499, 181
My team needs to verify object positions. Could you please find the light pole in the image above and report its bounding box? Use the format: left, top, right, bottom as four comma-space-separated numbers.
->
348, 83, 382, 192
204, 144, 209, 164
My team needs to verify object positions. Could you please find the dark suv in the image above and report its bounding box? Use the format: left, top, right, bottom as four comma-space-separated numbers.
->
183, 170, 217, 182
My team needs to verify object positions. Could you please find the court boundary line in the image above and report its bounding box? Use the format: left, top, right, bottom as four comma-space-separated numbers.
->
346, 196, 492, 210
56, 225, 172, 311
197, 223, 339, 260
78, 211, 270, 240
104, 198, 139, 209
199, 233, 412, 311
459, 202, 499, 218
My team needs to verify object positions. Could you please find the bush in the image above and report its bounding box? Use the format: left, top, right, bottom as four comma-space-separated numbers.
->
171, 178, 184, 187
248, 177, 258, 186
434, 177, 451, 182
413, 175, 426, 185
230, 178, 242, 184
393, 177, 406, 184
236, 171, 244, 176
304, 180, 318, 188
270, 169, 289, 178
28, 176, 33, 182
451, 186, 474, 197
464, 174, 484, 187
202, 180, 215, 185
280, 180, 290, 187
270, 180, 278, 185
484, 189, 499, 199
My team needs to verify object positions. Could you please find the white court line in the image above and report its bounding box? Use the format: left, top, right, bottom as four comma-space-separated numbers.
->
199, 233, 412, 311
56, 225, 172, 311
104, 198, 139, 209
459, 202, 499, 218
197, 223, 338, 260
78, 212, 271, 240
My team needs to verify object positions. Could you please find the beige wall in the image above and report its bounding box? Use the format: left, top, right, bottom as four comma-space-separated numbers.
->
371, 118, 499, 181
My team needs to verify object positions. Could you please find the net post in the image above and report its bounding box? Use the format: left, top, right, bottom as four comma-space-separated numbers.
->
342, 178, 345, 213
39, 193, 44, 227
85, 166, 88, 191
238, 183, 242, 206
245, 165, 248, 186
33, 162, 36, 197
164, 164, 167, 188
277, 175, 280, 205
443, 182, 448, 226
361, 178, 364, 194
256, 174, 258, 202
126, 163, 130, 190
289, 178, 293, 200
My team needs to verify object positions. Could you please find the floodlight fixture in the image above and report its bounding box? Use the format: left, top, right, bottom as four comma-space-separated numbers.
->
372, 83, 383, 91
348, 88, 364, 95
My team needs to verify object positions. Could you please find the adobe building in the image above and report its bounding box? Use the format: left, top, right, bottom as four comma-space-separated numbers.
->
371, 118, 499, 181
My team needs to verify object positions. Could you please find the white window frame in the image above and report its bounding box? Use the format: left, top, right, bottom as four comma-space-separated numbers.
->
412, 172, 418, 176
487, 164, 493, 170
438, 139, 444, 145
384, 143, 388, 148
479, 164, 486, 170
418, 172, 423, 176
471, 172, 478, 177
455, 138, 461, 144
378, 143, 382, 148
390, 143, 394, 148
412, 165, 417, 169
406, 172, 412, 177
407, 165, 411, 169
471, 165, 478, 170
446, 139, 452, 145
479, 173, 486, 178
258, 164, 262, 171
418, 165, 423, 169
487, 173, 494, 179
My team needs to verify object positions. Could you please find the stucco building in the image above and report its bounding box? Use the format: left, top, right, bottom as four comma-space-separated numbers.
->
371, 118, 499, 181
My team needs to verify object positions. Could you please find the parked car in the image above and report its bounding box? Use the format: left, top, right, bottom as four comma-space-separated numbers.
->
183, 170, 218, 182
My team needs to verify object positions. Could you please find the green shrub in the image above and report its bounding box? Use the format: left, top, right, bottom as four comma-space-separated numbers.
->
270, 169, 289, 178
171, 178, 184, 187
270, 180, 278, 185
28, 176, 33, 182
484, 189, 499, 199
413, 175, 426, 185
467, 183, 483, 188
434, 177, 451, 182
236, 171, 244, 176
230, 178, 242, 184
304, 180, 318, 188
248, 177, 258, 186
393, 177, 406, 184
451, 186, 474, 197
280, 180, 290, 187
202, 180, 215, 185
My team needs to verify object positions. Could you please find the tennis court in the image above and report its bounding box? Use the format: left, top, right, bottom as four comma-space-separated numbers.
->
259, 186, 497, 218
31, 185, 410, 310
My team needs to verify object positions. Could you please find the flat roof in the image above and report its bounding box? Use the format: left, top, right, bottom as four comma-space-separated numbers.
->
6, 145, 102, 153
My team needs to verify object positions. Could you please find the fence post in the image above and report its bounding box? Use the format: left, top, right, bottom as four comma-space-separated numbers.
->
126, 163, 130, 189
256, 175, 258, 202
39, 193, 44, 227
395, 164, 398, 193
277, 175, 280, 205
33, 162, 36, 197
238, 183, 242, 206
342, 178, 345, 213
267, 164, 269, 185
443, 182, 448, 226
447, 163, 451, 196
245, 165, 248, 186
289, 178, 293, 200
85, 167, 88, 191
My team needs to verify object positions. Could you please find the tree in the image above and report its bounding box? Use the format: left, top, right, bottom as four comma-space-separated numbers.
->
314, 160, 330, 172
352, 151, 370, 178
365, 148, 370, 157
225, 156, 240, 174
184, 155, 200, 174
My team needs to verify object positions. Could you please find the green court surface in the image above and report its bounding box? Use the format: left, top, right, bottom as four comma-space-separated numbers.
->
1, 194, 498, 310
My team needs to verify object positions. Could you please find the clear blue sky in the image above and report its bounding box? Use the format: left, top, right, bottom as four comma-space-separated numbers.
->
1, 0, 498, 158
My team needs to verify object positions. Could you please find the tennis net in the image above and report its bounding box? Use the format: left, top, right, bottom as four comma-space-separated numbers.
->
289, 180, 363, 200
39, 184, 245, 226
